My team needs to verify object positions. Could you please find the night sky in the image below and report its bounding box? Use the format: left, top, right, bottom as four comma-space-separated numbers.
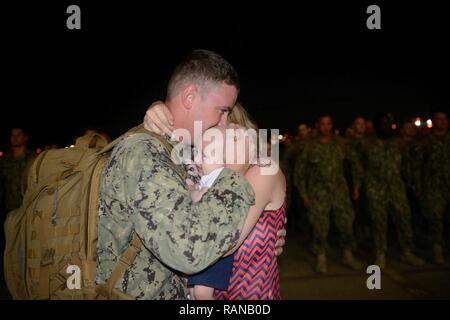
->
2, 2, 449, 150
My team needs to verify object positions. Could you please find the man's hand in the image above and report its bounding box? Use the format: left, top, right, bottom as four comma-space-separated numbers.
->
303, 196, 311, 207
144, 101, 174, 136
352, 188, 360, 201
275, 228, 286, 256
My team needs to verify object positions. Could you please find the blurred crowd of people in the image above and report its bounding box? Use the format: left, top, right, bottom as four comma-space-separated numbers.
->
0, 111, 448, 278
281, 110, 450, 273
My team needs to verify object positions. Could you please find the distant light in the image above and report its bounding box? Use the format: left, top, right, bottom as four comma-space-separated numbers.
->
426, 119, 433, 128
391, 124, 397, 130
0, 151, 3, 157
70, 145, 75, 148
278, 135, 283, 141
36, 148, 42, 154
414, 118, 421, 127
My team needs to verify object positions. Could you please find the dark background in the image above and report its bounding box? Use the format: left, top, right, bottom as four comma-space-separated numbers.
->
1, 1, 449, 150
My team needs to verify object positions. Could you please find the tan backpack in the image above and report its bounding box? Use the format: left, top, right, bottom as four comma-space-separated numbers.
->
3, 125, 173, 300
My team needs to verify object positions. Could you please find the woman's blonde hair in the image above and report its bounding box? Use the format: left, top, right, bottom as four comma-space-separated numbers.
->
228, 102, 258, 131
228, 102, 271, 167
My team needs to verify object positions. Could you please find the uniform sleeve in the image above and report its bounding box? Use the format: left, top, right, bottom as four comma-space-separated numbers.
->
0, 159, 4, 209
124, 137, 255, 275
280, 142, 294, 183
346, 141, 363, 190
401, 143, 413, 188
410, 139, 424, 194
444, 137, 450, 188
294, 144, 308, 199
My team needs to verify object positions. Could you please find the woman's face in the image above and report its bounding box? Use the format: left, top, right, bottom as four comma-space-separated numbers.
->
199, 125, 254, 167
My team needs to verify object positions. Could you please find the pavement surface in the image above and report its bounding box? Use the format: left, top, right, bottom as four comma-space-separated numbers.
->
279, 223, 450, 300
1, 221, 449, 300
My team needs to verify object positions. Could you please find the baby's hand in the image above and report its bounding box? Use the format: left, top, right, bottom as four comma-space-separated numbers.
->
186, 178, 196, 192
190, 187, 209, 203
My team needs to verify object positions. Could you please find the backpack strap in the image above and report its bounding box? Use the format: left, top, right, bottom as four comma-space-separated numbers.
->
100, 124, 185, 179
99, 124, 149, 155
95, 124, 182, 299
99, 124, 175, 154
96, 232, 142, 299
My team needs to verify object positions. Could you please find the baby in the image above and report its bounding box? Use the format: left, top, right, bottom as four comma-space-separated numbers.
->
187, 124, 253, 202
186, 125, 252, 300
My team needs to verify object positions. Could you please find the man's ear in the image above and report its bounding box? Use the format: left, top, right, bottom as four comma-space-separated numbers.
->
181, 85, 198, 110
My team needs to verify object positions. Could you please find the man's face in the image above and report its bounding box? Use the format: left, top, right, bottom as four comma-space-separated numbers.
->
379, 116, 392, 137
316, 116, 333, 137
352, 117, 366, 136
365, 120, 375, 136
433, 112, 448, 132
401, 122, 417, 138
10, 128, 28, 147
297, 124, 309, 140
189, 82, 237, 144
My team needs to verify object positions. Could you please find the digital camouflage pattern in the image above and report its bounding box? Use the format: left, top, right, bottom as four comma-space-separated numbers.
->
95, 133, 255, 299
346, 136, 371, 241
0, 150, 35, 212
294, 137, 360, 254
345, 136, 366, 191
396, 136, 417, 190
281, 138, 306, 211
412, 132, 450, 246
354, 136, 415, 254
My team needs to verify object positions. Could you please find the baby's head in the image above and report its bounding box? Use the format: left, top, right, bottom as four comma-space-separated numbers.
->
199, 126, 227, 175
200, 126, 256, 175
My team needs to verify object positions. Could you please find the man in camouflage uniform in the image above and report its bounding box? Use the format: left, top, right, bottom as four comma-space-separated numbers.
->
0, 127, 35, 213
355, 114, 424, 269
95, 50, 256, 299
294, 114, 363, 273
346, 117, 371, 246
412, 110, 450, 264
398, 120, 419, 189
281, 123, 309, 232
0, 127, 34, 298
398, 119, 423, 239
365, 119, 375, 137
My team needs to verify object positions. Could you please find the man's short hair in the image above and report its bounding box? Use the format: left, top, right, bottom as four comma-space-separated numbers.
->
398, 116, 415, 128
10, 127, 28, 137
166, 49, 239, 100
353, 115, 366, 123
372, 113, 389, 132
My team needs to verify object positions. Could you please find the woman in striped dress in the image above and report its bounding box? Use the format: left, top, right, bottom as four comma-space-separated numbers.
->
144, 102, 287, 300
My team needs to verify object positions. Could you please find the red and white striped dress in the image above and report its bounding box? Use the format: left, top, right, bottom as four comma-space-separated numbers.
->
214, 202, 287, 300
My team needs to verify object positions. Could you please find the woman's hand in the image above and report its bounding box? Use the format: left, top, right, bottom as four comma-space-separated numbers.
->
144, 101, 174, 135
275, 228, 286, 256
